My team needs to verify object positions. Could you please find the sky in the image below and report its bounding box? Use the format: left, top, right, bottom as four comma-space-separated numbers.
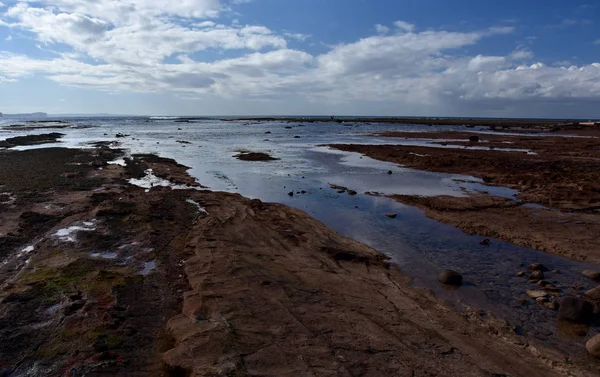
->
0, 0, 599, 117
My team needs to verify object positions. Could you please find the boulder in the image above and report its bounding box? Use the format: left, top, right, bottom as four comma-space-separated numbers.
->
586, 334, 600, 358
529, 271, 544, 280
439, 270, 463, 286
584, 286, 600, 301
582, 270, 600, 281
558, 296, 593, 324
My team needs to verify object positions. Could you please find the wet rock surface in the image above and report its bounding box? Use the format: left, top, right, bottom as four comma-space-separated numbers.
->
234, 152, 279, 161
0, 133, 64, 148
1, 145, 598, 376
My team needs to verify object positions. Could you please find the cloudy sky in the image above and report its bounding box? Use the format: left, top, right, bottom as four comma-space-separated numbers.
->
0, 0, 599, 117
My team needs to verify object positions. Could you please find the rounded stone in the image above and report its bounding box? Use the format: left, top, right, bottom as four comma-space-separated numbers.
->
439, 270, 463, 286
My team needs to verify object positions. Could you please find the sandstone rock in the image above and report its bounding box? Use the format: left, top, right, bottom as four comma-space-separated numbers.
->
582, 270, 600, 281
586, 334, 600, 358
439, 270, 463, 286
584, 286, 600, 301
558, 296, 593, 323
529, 271, 544, 280
526, 290, 547, 299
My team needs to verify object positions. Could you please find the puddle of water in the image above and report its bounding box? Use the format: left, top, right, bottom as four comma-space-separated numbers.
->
53, 221, 96, 242
140, 260, 156, 276
90, 252, 118, 259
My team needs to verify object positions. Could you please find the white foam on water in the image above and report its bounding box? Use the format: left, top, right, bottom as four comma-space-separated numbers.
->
108, 158, 127, 166
186, 198, 209, 214
128, 169, 195, 192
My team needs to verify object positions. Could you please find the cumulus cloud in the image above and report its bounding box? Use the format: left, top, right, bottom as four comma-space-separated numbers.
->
0, 1, 600, 116
394, 21, 415, 33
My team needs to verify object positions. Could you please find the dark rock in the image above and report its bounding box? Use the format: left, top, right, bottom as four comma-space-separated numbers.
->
265, 131, 272, 134
347, 190, 357, 196
385, 213, 397, 219
526, 290, 547, 299
234, 152, 279, 161
387, 170, 393, 175
288, 192, 294, 197
64, 300, 86, 316
558, 296, 593, 323
528, 263, 549, 271
517, 271, 527, 277
552, 269, 561, 274
115, 133, 129, 138
176, 140, 192, 144
529, 271, 544, 280
293, 136, 301, 139
480, 239, 490, 246
582, 270, 600, 281
468, 135, 480, 142
285, 126, 293, 129
439, 270, 463, 286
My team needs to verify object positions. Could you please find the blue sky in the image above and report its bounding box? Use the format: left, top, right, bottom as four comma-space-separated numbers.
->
0, 0, 599, 117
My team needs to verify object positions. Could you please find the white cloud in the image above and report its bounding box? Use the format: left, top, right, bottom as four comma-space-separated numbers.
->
375, 24, 390, 34
283, 32, 311, 41
594, 39, 600, 45
394, 21, 415, 33
4, 35, 12, 41
0, 3, 599, 116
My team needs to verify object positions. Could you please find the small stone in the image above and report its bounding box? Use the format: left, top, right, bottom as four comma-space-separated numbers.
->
517, 271, 527, 277
572, 283, 584, 290
582, 270, 600, 281
480, 239, 490, 246
439, 270, 463, 286
536, 280, 550, 287
529, 271, 544, 280
536, 297, 549, 303
528, 264, 549, 271
526, 290, 548, 299
469, 135, 480, 142
552, 269, 561, 274
288, 192, 294, 197
347, 190, 357, 196
586, 334, 600, 358
584, 286, 600, 301
544, 301, 559, 311
387, 170, 392, 175
558, 296, 593, 324
385, 213, 397, 219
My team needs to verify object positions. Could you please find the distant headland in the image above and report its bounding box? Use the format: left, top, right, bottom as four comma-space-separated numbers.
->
0, 112, 48, 118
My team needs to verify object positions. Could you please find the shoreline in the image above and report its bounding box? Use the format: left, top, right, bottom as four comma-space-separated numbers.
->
1, 143, 599, 375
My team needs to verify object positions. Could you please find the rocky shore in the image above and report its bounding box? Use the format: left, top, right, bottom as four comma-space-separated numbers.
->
1, 141, 599, 375
330, 127, 600, 263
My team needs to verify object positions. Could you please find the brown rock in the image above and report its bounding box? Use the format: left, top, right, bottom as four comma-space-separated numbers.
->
526, 290, 547, 299
586, 334, 600, 358
535, 297, 549, 303
517, 271, 527, 277
582, 270, 600, 281
584, 286, 600, 301
385, 213, 397, 219
529, 271, 544, 280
